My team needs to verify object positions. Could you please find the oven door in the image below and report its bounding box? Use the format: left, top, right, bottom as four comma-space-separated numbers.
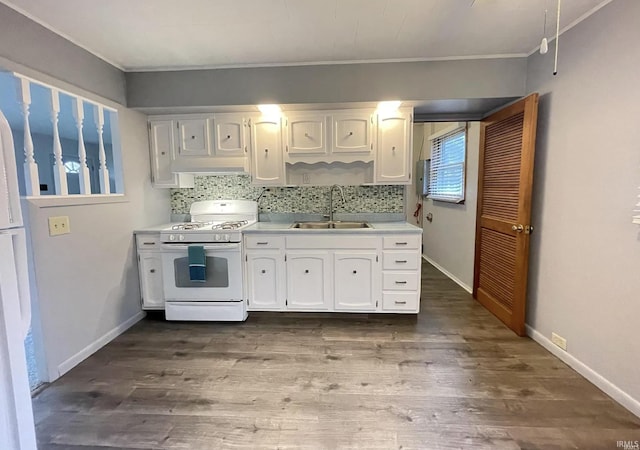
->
161, 243, 243, 302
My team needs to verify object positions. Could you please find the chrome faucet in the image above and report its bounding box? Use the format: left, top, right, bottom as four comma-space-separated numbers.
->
329, 184, 346, 222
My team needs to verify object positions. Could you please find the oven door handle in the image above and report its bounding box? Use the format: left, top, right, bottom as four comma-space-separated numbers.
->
161, 243, 241, 251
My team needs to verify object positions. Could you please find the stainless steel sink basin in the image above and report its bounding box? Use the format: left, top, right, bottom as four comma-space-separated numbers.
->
290, 221, 371, 229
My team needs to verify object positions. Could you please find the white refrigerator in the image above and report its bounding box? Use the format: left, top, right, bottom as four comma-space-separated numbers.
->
0, 109, 37, 449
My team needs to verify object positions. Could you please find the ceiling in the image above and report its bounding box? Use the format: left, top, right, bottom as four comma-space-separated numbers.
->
1, 0, 609, 71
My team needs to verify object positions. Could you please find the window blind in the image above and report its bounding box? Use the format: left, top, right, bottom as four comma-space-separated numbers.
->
634, 186, 640, 225
428, 127, 466, 203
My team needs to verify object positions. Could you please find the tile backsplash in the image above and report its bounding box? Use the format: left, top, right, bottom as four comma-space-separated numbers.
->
171, 175, 405, 215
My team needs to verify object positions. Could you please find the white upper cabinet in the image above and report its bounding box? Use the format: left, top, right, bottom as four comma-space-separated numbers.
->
375, 109, 412, 184
148, 120, 194, 188
213, 113, 246, 157
250, 115, 285, 185
177, 117, 211, 157
332, 112, 373, 154
285, 113, 328, 155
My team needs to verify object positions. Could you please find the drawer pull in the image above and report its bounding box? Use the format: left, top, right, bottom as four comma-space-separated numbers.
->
395, 242, 408, 246
261, 269, 266, 274
395, 260, 407, 263
352, 270, 357, 274
256, 242, 269, 245
394, 300, 407, 305
150, 269, 156, 273
305, 269, 309, 274
395, 281, 407, 284
143, 242, 156, 245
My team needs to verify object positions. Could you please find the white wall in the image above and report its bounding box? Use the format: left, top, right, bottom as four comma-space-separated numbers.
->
421, 122, 480, 291
525, 0, 640, 415
23, 104, 169, 380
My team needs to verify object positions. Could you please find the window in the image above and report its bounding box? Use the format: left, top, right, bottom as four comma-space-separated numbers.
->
428, 124, 467, 203
634, 185, 640, 225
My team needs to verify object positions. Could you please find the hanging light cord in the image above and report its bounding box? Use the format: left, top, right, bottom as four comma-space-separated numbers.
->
554, 0, 562, 75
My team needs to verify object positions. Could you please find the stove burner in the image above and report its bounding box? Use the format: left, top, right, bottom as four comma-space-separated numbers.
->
171, 221, 211, 231
212, 220, 248, 230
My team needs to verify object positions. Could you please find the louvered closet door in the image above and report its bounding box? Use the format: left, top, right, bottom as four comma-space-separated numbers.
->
473, 94, 539, 336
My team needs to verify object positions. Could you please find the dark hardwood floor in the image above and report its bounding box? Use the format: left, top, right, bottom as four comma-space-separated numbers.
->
33, 263, 640, 449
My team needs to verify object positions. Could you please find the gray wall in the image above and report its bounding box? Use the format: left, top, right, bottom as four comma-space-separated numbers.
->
23, 105, 169, 381
526, 0, 640, 412
126, 58, 527, 109
0, 3, 125, 105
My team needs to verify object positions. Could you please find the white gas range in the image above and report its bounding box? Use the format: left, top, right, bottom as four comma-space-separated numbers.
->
159, 200, 258, 322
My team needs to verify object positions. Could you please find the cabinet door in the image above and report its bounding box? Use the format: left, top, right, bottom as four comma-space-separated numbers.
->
138, 252, 164, 309
149, 120, 178, 187
214, 113, 246, 157
334, 252, 378, 311
333, 113, 372, 154
286, 114, 327, 155
177, 118, 211, 157
286, 252, 331, 310
246, 252, 285, 311
375, 110, 412, 183
250, 116, 284, 185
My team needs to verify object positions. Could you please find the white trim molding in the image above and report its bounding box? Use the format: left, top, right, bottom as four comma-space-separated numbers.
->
56, 311, 145, 378
422, 255, 472, 293
526, 325, 640, 419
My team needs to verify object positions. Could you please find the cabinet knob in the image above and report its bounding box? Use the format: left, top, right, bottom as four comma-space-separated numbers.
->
264, 148, 269, 153
261, 269, 266, 274
304, 132, 310, 138
150, 269, 156, 273
227, 135, 231, 139
392, 146, 396, 151
304, 269, 309, 274
353, 270, 357, 274
191, 135, 196, 139
161, 152, 166, 155
348, 131, 353, 136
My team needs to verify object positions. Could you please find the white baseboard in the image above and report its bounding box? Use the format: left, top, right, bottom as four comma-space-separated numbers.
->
56, 311, 145, 378
422, 255, 472, 293
526, 325, 640, 419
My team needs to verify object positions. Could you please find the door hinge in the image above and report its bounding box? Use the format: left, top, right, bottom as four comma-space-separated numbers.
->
147, 123, 151, 131
137, 254, 140, 262
370, 143, 373, 150
410, 114, 413, 122
176, 121, 179, 129
286, 145, 288, 152
247, 298, 250, 305
285, 299, 288, 306
244, 146, 247, 153
245, 254, 248, 262
376, 300, 378, 307
376, 255, 378, 262
285, 254, 287, 262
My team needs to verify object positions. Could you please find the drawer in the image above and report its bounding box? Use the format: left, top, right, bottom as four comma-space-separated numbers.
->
383, 251, 420, 270
382, 292, 419, 312
136, 234, 161, 250
383, 235, 421, 250
383, 272, 419, 291
245, 235, 285, 249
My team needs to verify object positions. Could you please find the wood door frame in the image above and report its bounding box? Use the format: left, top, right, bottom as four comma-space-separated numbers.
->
473, 94, 539, 336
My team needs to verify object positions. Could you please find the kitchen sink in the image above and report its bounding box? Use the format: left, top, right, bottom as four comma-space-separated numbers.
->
290, 221, 371, 229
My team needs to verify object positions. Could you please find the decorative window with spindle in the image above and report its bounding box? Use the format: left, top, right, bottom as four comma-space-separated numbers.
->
0, 71, 123, 201
428, 124, 467, 203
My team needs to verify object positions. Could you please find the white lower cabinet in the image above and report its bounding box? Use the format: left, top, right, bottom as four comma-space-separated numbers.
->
243, 232, 420, 313
136, 234, 165, 310
334, 252, 378, 311
246, 251, 285, 310
286, 251, 332, 310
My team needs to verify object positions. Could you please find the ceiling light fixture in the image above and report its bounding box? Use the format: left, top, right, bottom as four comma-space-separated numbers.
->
539, 8, 549, 55
257, 104, 282, 115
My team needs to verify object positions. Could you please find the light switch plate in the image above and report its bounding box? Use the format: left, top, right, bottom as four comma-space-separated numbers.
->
48, 216, 70, 236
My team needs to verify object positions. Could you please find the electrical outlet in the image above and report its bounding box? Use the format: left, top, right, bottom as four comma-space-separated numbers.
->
48, 216, 70, 236
302, 173, 311, 184
551, 332, 567, 351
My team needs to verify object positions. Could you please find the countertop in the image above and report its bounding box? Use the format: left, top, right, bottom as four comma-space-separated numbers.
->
244, 221, 421, 234
135, 221, 421, 234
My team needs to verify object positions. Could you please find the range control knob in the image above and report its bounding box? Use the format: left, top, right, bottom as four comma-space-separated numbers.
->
179, 235, 185, 241
169, 235, 175, 241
